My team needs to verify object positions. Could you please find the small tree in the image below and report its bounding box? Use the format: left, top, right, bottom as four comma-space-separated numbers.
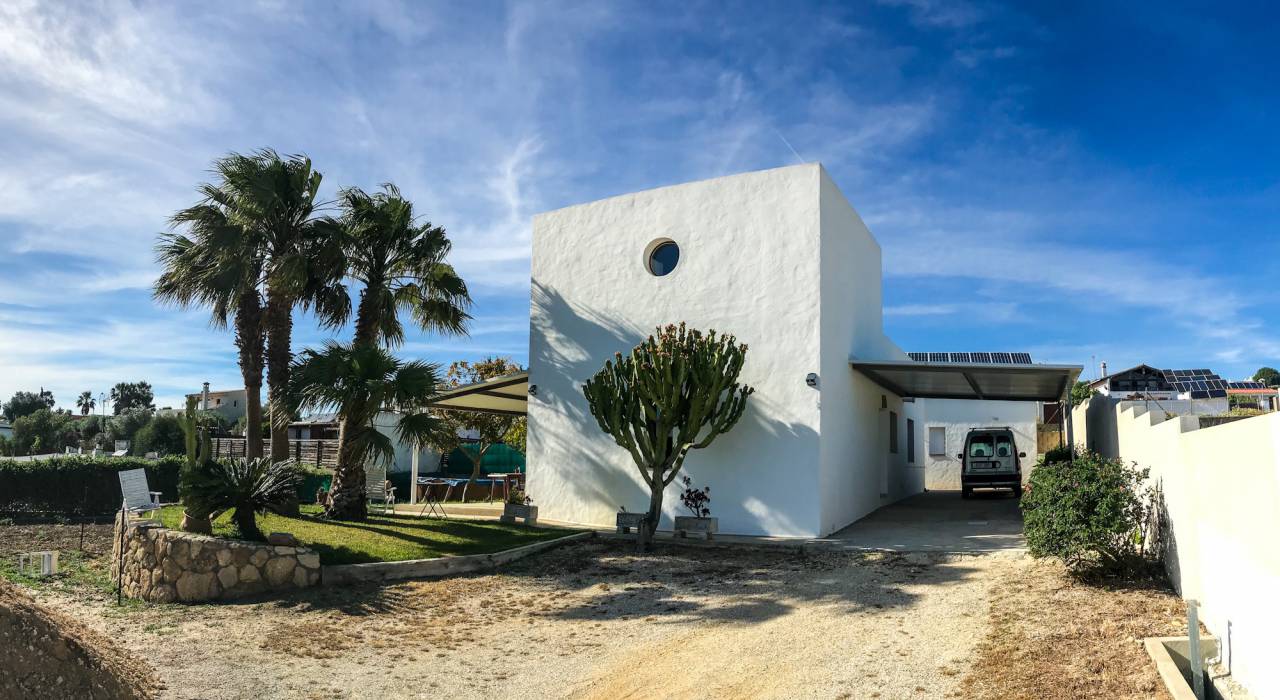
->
1069, 380, 1096, 408
110, 381, 155, 414
583, 323, 753, 547
1253, 366, 1280, 387
1021, 451, 1152, 574
427, 358, 524, 500
3, 389, 55, 422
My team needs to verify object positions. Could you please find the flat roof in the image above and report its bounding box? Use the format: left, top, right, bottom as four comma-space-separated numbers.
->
426, 372, 528, 416
850, 359, 1082, 402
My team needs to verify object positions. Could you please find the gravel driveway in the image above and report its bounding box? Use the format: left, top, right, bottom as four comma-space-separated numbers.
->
34, 539, 1024, 699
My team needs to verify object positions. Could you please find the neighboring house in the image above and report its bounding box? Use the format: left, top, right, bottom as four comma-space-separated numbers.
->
526, 164, 1079, 538
185, 382, 251, 424
1075, 364, 1235, 458
1227, 380, 1279, 411
288, 412, 452, 475
288, 414, 340, 441
0, 420, 11, 439
901, 351, 1042, 490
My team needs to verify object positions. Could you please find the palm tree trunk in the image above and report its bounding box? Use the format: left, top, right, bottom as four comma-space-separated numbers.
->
352, 285, 381, 348
326, 417, 368, 521
234, 291, 265, 459
264, 290, 293, 463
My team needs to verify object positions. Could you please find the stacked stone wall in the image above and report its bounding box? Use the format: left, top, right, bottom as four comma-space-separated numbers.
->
112, 520, 320, 602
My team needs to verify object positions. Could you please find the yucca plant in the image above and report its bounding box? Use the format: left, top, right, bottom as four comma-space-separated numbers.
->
185, 458, 303, 541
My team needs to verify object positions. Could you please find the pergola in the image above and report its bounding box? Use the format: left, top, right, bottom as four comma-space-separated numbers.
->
406, 372, 529, 505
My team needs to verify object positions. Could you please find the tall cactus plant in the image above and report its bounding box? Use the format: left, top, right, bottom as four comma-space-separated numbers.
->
177, 395, 214, 533
583, 323, 754, 547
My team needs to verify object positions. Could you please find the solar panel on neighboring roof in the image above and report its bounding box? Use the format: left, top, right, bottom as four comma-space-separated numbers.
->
1229, 381, 1266, 390
1161, 368, 1229, 398
907, 352, 928, 362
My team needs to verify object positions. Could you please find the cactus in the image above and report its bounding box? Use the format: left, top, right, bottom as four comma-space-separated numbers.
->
178, 395, 212, 470
177, 395, 214, 532
583, 323, 753, 547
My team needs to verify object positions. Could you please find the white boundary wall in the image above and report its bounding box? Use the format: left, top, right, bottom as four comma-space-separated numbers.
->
1113, 404, 1279, 698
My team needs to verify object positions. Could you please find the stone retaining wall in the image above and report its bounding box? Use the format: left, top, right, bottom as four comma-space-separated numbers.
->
112, 519, 320, 603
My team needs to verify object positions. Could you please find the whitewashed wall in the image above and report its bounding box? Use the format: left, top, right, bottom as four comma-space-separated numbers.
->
817, 168, 919, 535
528, 164, 827, 537
911, 399, 1039, 490
1074, 396, 1222, 459
372, 412, 442, 474
1113, 405, 1279, 699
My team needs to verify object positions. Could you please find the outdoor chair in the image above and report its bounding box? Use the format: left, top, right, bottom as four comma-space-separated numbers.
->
117, 468, 163, 520
365, 465, 396, 515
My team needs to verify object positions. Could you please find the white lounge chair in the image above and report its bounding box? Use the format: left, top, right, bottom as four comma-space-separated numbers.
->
365, 465, 396, 515
111, 449, 128, 457
117, 468, 162, 519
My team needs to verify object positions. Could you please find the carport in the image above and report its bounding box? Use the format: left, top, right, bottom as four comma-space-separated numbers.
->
837, 358, 1083, 551
406, 372, 529, 505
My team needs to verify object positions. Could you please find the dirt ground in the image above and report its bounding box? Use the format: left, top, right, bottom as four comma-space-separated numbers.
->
8, 527, 1193, 700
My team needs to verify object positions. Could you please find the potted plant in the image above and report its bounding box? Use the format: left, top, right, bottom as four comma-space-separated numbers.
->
616, 507, 648, 535
673, 476, 716, 540
177, 396, 213, 534
500, 489, 538, 525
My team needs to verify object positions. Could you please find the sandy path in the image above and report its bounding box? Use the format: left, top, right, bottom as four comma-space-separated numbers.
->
33, 540, 1024, 699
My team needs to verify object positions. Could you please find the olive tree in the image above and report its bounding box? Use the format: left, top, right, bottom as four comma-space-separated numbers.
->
583, 323, 753, 547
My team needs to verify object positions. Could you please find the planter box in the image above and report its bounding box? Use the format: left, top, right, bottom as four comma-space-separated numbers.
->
674, 516, 717, 540
1143, 636, 1234, 700
616, 512, 647, 534
500, 503, 538, 525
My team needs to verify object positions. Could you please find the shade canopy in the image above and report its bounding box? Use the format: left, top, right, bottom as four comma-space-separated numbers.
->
849, 359, 1082, 402
426, 372, 528, 416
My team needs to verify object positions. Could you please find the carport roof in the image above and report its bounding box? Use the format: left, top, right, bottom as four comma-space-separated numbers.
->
849, 359, 1082, 402
426, 371, 528, 415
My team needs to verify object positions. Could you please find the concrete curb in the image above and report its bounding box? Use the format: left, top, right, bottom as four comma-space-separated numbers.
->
321, 531, 593, 586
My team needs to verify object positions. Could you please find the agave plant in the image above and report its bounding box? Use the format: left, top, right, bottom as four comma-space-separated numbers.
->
185, 457, 303, 541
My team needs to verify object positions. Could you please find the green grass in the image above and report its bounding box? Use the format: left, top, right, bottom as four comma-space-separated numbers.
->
156, 505, 573, 565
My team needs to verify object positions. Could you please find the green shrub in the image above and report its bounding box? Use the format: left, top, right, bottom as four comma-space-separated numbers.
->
132, 414, 186, 456
0, 456, 183, 516
1021, 451, 1151, 573
1041, 443, 1076, 466
183, 458, 303, 540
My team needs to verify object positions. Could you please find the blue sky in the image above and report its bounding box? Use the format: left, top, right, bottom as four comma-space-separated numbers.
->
1, 1, 1277, 411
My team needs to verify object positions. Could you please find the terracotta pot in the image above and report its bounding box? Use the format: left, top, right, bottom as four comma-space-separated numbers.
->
180, 511, 212, 534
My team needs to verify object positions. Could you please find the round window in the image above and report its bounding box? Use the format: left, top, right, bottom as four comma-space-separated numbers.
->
646, 240, 680, 276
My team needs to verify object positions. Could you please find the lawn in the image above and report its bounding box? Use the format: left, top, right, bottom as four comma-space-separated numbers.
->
156, 505, 574, 565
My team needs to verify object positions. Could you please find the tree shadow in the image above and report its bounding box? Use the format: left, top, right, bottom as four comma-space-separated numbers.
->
488, 538, 982, 626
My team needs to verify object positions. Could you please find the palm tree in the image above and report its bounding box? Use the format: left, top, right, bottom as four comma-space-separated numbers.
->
158, 149, 348, 462
291, 342, 442, 520
76, 391, 96, 416
156, 174, 267, 458
309, 184, 470, 519
337, 184, 471, 347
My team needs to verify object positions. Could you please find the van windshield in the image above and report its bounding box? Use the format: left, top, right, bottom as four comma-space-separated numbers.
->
968, 436, 994, 458
995, 435, 1014, 458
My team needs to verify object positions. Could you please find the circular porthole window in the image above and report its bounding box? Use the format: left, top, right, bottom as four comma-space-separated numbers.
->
646, 239, 680, 276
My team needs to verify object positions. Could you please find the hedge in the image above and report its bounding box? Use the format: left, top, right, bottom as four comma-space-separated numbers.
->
0, 456, 183, 516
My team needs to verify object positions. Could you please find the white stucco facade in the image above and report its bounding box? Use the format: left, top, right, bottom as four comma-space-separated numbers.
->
906, 399, 1039, 489
527, 164, 917, 538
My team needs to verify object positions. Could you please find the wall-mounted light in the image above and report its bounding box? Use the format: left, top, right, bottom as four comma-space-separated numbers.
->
528, 384, 538, 397
805, 373, 818, 388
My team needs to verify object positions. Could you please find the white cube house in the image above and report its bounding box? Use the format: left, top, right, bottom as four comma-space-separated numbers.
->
527, 163, 927, 537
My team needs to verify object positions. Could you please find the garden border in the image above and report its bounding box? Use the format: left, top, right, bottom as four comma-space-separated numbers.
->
320, 531, 593, 586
